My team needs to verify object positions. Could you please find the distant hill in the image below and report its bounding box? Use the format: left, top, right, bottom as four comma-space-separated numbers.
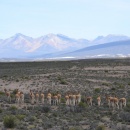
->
59, 40, 130, 58
92, 34, 130, 45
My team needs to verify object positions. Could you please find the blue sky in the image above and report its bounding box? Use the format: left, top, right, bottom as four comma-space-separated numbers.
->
0, 0, 130, 39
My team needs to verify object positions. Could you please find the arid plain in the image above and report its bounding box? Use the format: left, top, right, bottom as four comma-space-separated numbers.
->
0, 58, 130, 130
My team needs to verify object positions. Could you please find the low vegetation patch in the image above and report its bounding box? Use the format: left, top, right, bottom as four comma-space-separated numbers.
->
3, 115, 17, 128
96, 125, 106, 130
0, 91, 5, 95
78, 101, 87, 108
0, 108, 2, 113
57, 76, 68, 85
94, 88, 101, 93
16, 114, 26, 121
9, 105, 17, 111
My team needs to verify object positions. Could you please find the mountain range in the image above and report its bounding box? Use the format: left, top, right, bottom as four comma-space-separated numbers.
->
0, 33, 130, 60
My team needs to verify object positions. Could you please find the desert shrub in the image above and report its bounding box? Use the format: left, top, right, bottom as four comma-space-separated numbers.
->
126, 101, 130, 107
0, 91, 5, 95
57, 76, 62, 81
44, 122, 53, 129
10, 105, 17, 111
118, 84, 125, 89
124, 98, 130, 112
118, 125, 128, 130
3, 75, 8, 78
94, 88, 101, 93
16, 79, 19, 82
102, 82, 109, 86
10, 93, 15, 98
92, 95, 98, 101
127, 98, 130, 102
28, 125, 35, 129
60, 79, 67, 85
81, 95, 86, 102
57, 76, 68, 85
61, 98, 66, 103
3, 115, 17, 128
12, 89, 18, 95
69, 127, 83, 130
104, 70, 108, 73
96, 125, 106, 130
0, 108, 2, 113
16, 114, 26, 121
53, 112, 58, 117
42, 106, 51, 113
106, 111, 112, 116
119, 112, 130, 122
111, 87, 116, 91
78, 101, 87, 108
22, 76, 29, 80
29, 116, 37, 122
